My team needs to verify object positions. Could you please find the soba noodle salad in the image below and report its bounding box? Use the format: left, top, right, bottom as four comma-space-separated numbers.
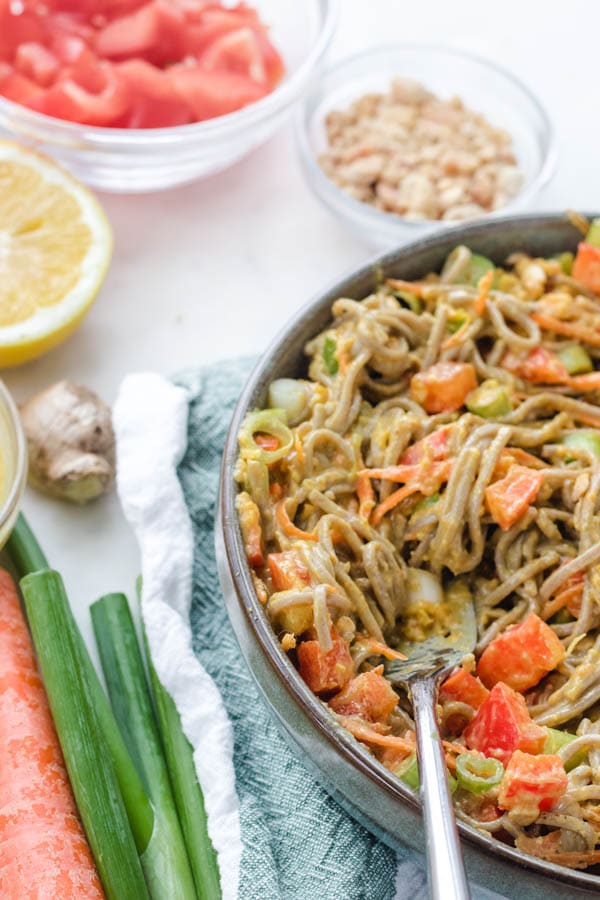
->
236, 220, 600, 870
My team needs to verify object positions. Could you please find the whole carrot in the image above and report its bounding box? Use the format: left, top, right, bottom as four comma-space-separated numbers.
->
0, 568, 104, 900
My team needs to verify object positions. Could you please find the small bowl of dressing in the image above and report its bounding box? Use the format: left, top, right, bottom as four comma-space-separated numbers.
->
0, 380, 27, 549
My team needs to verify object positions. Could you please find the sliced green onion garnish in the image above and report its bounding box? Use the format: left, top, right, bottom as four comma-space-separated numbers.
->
562, 430, 600, 459
446, 310, 470, 334
586, 218, 600, 249
396, 753, 420, 790
268, 378, 308, 425
238, 408, 293, 464
396, 753, 457, 793
91, 593, 197, 900
323, 335, 339, 375
558, 345, 593, 375
466, 379, 511, 418
553, 251, 574, 274
414, 492, 440, 512
466, 253, 495, 286
21, 571, 149, 900
394, 290, 422, 314
455, 753, 504, 794
543, 727, 576, 755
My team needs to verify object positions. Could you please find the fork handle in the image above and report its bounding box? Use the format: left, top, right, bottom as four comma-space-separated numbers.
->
411, 674, 471, 900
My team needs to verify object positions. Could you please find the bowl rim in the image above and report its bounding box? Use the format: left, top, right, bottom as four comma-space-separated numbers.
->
294, 41, 558, 234
219, 210, 600, 894
0, 0, 338, 147
0, 379, 27, 533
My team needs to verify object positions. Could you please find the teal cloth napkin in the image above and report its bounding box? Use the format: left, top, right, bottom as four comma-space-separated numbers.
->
176, 360, 499, 900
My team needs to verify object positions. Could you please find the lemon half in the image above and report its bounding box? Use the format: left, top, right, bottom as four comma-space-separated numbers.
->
0, 141, 113, 367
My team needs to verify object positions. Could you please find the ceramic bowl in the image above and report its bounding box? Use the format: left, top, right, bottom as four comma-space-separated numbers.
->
217, 212, 599, 899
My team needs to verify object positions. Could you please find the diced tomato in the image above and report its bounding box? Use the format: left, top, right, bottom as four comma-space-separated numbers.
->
502, 347, 569, 384
297, 631, 355, 696
573, 242, 600, 295
15, 43, 59, 87
553, 567, 585, 618
31, 69, 129, 125
328, 669, 398, 724
399, 427, 449, 466
493, 447, 543, 480
168, 66, 268, 120
464, 682, 546, 765
0, 8, 47, 62
253, 26, 284, 88
95, 0, 185, 67
200, 26, 267, 84
267, 551, 309, 592
181, 6, 260, 54
114, 59, 191, 126
410, 362, 477, 414
477, 613, 566, 692
498, 750, 567, 821
0, 64, 43, 105
485, 464, 544, 531
440, 668, 489, 709
236, 491, 263, 568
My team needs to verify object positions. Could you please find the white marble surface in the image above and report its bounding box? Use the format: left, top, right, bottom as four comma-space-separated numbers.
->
4, 0, 599, 656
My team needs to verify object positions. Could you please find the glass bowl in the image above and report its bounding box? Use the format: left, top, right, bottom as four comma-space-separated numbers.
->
0, 0, 337, 193
295, 44, 557, 249
0, 380, 27, 549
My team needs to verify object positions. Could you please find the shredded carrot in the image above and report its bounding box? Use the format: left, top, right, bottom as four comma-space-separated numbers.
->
474, 269, 494, 316
386, 278, 425, 298
338, 716, 415, 751
360, 461, 452, 485
531, 312, 600, 348
569, 372, 600, 392
337, 346, 351, 374
541, 590, 572, 621
269, 482, 283, 501
254, 432, 280, 451
355, 638, 407, 661
573, 411, 600, 428
0, 568, 104, 899
371, 484, 422, 527
356, 472, 375, 521
275, 500, 318, 542
442, 319, 471, 350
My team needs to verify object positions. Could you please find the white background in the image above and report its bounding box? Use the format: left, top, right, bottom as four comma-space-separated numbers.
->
4, 0, 598, 655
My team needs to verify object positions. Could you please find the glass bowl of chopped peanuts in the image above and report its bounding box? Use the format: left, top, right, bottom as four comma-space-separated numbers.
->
295, 43, 556, 248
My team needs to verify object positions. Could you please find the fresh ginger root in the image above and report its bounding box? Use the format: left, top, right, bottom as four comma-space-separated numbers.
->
20, 381, 115, 504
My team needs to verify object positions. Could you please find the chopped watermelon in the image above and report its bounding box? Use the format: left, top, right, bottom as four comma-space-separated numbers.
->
0, 0, 283, 128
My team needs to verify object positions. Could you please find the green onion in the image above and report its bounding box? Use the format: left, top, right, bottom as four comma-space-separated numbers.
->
268, 378, 308, 425
5, 512, 48, 574
562, 430, 600, 460
91, 593, 197, 900
586, 218, 600, 249
466, 379, 511, 418
396, 753, 420, 790
323, 336, 339, 375
553, 251, 574, 275
446, 310, 470, 334
542, 727, 586, 771
394, 290, 422, 314
238, 408, 293, 464
395, 752, 457, 793
558, 345, 593, 375
466, 253, 496, 286
143, 629, 221, 900
6, 516, 189, 899
455, 753, 504, 794
20, 571, 149, 900
414, 492, 440, 512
